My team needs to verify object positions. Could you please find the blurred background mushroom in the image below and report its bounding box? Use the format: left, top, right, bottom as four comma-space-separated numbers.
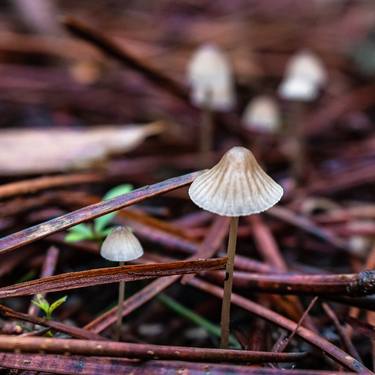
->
187, 44, 235, 165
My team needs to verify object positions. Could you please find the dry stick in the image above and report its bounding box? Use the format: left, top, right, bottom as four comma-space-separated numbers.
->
206, 269, 375, 296
63, 17, 189, 103
86, 217, 229, 333
267, 206, 349, 252
276, 296, 319, 353
0, 304, 105, 341
0, 173, 101, 200
0, 335, 306, 363
307, 163, 375, 196
305, 83, 375, 137
116, 261, 125, 341
322, 303, 362, 362
0, 352, 327, 375
220, 216, 239, 349
327, 295, 375, 311
249, 215, 315, 329
188, 278, 372, 373
0, 171, 200, 253
0, 258, 226, 298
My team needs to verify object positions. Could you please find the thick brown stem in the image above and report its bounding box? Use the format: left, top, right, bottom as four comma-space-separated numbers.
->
220, 216, 239, 348
116, 261, 125, 341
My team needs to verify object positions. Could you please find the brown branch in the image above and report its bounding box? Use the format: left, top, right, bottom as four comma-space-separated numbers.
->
248, 214, 316, 330
0, 173, 101, 200
267, 206, 349, 251
322, 303, 362, 361
0, 304, 105, 341
63, 17, 189, 103
0, 335, 306, 363
0, 258, 226, 298
0, 171, 200, 253
0, 352, 335, 375
188, 278, 371, 373
206, 269, 375, 296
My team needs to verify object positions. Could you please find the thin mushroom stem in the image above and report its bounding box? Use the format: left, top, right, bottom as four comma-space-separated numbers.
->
288, 102, 306, 186
220, 216, 239, 348
116, 261, 125, 341
200, 91, 213, 166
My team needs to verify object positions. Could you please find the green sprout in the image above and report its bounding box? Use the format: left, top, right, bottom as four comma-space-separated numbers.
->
65, 184, 133, 243
32, 294, 68, 320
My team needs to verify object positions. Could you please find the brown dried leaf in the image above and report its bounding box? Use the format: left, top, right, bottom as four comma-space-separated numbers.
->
0, 122, 165, 175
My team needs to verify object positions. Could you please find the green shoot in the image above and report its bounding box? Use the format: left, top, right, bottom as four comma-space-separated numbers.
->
157, 294, 241, 349
64, 184, 133, 243
32, 294, 67, 320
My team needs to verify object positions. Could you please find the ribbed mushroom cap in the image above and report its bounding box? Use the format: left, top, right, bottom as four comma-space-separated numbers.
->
242, 96, 281, 132
100, 226, 144, 262
187, 44, 235, 111
189, 147, 283, 216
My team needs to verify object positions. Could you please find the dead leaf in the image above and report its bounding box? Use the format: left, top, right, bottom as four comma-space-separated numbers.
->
0, 122, 165, 175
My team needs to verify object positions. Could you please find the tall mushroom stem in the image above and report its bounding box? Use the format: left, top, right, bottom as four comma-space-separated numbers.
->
288, 102, 306, 186
200, 91, 213, 167
116, 261, 125, 341
220, 216, 239, 348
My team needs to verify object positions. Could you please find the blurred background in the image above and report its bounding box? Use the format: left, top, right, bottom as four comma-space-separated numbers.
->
0, 0, 374, 183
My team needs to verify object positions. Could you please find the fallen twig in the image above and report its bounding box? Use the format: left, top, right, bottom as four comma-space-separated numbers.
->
0, 257, 225, 298
188, 278, 371, 373
0, 171, 200, 253
0, 335, 306, 363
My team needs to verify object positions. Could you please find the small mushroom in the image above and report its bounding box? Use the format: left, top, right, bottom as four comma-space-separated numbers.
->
187, 44, 236, 164
189, 146, 283, 347
100, 226, 144, 340
242, 96, 281, 133
278, 50, 327, 184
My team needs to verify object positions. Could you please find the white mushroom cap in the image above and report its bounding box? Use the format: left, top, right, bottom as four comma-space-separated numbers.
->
189, 146, 283, 216
278, 50, 327, 102
348, 236, 372, 257
100, 226, 144, 262
285, 50, 327, 87
187, 44, 235, 111
278, 75, 319, 101
242, 96, 281, 133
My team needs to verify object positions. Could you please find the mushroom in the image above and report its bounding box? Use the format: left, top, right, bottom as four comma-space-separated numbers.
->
242, 95, 281, 133
278, 50, 327, 185
100, 226, 144, 340
187, 44, 236, 164
188, 146, 283, 348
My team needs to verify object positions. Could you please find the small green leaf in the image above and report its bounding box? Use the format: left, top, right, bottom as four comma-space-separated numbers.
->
65, 231, 91, 243
48, 296, 68, 316
32, 294, 50, 316
94, 184, 133, 233
67, 223, 93, 236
